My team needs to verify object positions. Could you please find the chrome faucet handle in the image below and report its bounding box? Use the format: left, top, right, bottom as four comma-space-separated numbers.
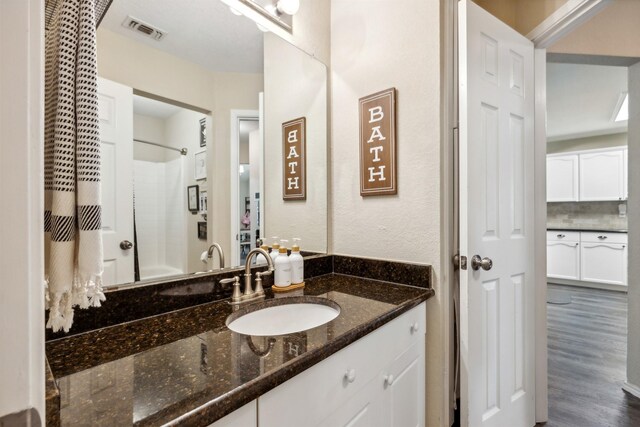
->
254, 272, 266, 296
220, 276, 242, 303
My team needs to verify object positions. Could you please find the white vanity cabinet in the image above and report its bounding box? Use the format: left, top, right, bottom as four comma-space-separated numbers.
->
580, 232, 627, 286
547, 154, 579, 202
579, 150, 625, 201
208, 401, 257, 427
546, 231, 581, 280
259, 303, 426, 427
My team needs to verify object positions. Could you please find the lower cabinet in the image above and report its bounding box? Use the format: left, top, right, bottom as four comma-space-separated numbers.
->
547, 230, 627, 287
208, 400, 257, 427
259, 303, 426, 427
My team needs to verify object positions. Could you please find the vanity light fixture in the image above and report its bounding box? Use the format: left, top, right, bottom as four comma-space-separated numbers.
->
276, 0, 300, 15
613, 92, 629, 122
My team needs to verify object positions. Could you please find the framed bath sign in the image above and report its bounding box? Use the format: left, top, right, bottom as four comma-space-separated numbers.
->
282, 117, 307, 200
359, 88, 397, 196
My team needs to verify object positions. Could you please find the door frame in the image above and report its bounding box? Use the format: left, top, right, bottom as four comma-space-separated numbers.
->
448, 0, 613, 424
230, 109, 259, 266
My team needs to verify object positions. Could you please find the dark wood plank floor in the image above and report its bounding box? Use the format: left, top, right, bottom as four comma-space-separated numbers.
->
544, 284, 640, 427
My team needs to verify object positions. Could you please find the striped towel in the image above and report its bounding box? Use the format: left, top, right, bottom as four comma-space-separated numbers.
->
44, 0, 105, 333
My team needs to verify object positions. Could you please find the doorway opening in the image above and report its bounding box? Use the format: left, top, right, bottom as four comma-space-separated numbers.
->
543, 56, 640, 424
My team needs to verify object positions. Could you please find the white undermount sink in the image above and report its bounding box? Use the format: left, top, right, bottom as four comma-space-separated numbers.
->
226, 297, 340, 336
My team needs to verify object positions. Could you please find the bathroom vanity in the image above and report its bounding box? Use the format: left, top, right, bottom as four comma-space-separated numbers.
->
45, 255, 433, 426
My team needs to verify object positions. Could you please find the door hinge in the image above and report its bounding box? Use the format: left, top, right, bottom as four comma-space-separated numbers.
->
453, 254, 467, 271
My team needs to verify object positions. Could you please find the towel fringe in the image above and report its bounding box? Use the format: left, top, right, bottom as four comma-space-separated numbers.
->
45, 273, 104, 333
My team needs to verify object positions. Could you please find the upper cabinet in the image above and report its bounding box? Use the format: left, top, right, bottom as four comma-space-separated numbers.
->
579, 149, 625, 201
547, 147, 627, 202
547, 154, 579, 202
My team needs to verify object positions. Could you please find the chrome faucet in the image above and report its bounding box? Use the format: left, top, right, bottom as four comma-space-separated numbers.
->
207, 242, 225, 270
244, 247, 274, 299
221, 248, 273, 305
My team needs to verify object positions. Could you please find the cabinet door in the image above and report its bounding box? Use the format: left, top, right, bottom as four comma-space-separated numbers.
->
580, 243, 627, 286
208, 401, 257, 427
547, 154, 579, 202
579, 150, 625, 201
382, 338, 425, 427
547, 241, 580, 280
317, 376, 384, 427
624, 148, 629, 200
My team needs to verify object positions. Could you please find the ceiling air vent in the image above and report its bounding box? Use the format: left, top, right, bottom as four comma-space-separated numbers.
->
122, 16, 166, 41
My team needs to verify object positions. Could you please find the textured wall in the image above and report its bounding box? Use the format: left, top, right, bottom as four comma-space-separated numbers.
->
330, 0, 444, 424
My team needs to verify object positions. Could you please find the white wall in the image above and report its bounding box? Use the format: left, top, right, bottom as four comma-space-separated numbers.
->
263, 33, 328, 253
330, 1, 444, 425
133, 113, 167, 162
165, 109, 211, 272
0, 0, 45, 422
626, 61, 640, 393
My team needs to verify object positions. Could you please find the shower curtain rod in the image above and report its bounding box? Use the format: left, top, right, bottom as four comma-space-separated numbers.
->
45, 0, 113, 30
134, 139, 188, 156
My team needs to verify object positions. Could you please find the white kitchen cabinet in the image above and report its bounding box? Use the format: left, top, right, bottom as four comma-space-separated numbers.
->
580, 232, 627, 286
547, 154, 579, 202
259, 303, 426, 427
208, 400, 256, 427
547, 240, 580, 280
579, 149, 625, 201
624, 148, 629, 200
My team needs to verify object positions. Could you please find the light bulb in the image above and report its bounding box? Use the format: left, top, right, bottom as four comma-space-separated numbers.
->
276, 0, 300, 15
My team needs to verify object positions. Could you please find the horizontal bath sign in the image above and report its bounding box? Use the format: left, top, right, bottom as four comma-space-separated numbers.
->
283, 117, 306, 200
359, 88, 397, 196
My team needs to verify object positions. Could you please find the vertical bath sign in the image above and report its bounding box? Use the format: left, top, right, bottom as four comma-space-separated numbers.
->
359, 88, 397, 196
283, 117, 306, 200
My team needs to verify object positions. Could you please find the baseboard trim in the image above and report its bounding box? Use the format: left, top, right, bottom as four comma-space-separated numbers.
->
548, 278, 627, 292
623, 382, 640, 400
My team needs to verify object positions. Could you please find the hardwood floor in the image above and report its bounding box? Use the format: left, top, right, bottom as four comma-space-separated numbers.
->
544, 284, 640, 427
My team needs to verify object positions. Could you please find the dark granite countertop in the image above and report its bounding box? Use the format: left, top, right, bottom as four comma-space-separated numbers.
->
547, 227, 627, 233
46, 273, 432, 426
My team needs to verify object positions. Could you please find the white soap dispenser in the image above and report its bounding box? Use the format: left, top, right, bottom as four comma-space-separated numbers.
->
274, 242, 292, 288
269, 236, 280, 263
255, 244, 270, 265
290, 238, 304, 285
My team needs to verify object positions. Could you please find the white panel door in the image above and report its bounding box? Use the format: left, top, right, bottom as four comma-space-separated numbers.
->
547, 241, 580, 280
579, 149, 625, 201
98, 77, 134, 286
546, 154, 579, 202
458, 1, 535, 426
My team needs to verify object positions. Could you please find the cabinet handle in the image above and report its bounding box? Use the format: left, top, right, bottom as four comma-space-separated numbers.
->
410, 322, 419, 334
598, 235, 608, 240
384, 374, 395, 387
557, 234, 566, 238
344, 369, 356, 384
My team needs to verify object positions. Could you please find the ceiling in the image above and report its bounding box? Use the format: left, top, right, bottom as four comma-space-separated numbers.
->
547, 62, 628, 142
133, 95, 184, 119
100, 0, 264, 73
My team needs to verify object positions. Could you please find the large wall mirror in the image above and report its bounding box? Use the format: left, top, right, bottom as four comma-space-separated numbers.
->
96, 0, 327, 287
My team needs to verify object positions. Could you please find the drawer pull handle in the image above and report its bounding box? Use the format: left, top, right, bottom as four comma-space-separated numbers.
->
557, 234, 565, 238
598, 235, 608, 240
384, 374, 395, 387
410, 322, 419, 334
344, 369, 356, 384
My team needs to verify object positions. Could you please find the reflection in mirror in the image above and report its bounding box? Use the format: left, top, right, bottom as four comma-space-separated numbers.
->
92, 0, 327, 287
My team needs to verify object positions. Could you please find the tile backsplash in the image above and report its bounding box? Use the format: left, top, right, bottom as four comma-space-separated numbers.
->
547, 201, 627, 230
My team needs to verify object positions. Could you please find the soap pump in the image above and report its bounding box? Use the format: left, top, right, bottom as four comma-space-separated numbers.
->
290, 238, 304, 285
270, 236, 280, 262
274, 240, 291, 287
